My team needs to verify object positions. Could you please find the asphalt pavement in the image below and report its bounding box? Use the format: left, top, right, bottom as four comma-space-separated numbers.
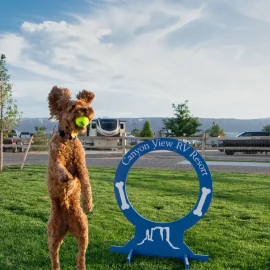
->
3, 150, 270, 174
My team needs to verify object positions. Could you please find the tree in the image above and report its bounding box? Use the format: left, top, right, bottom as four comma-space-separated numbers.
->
131, 128, 141, 137
140, 120, 153, 137
34, 125, 47, 137
207, 122, 225, 137
162, 101, 201, 136
32, 126, 48, 151
262, 125, 270, 133
0, 54, 22, 138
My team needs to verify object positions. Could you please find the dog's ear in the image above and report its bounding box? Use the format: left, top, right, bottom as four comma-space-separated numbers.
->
76, 90, 95, 106
48, 86, 72, 118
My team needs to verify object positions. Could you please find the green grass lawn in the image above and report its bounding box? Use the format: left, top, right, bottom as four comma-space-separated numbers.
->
0, 166, 269, 270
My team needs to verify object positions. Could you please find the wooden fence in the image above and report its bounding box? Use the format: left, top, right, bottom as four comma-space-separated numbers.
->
1, 133, 270, 170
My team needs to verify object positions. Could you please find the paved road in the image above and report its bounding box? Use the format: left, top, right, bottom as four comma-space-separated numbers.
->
3, 150, 270, 174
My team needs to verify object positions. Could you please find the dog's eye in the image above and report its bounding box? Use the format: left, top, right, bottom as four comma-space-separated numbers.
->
68, 104, 76, 112
80, 108, 89, 113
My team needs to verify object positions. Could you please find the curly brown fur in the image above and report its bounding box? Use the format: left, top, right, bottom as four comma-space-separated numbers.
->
47, 86, 95, 270
76, 90, 95, 106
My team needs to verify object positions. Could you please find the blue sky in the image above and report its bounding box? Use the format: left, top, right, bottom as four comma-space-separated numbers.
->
1, 0, 83, 30
1, 0, 270, 119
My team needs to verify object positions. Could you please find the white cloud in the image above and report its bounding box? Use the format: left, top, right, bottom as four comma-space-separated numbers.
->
21, 20, 69, 32
1, 0, 270, 119
227, 0, 270, 22
0, 34, 28, 63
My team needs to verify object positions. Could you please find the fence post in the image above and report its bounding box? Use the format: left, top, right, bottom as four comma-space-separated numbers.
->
21, 136, 34, 170
201, 132, 206, 159
122, 132, 127, 156
0, 129, 3, 171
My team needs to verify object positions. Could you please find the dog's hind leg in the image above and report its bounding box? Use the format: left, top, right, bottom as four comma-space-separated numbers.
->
68, 208, 88, 270
47, 201, 68, 270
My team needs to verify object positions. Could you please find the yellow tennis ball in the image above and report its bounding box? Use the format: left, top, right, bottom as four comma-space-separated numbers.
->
75, 116, 90, 128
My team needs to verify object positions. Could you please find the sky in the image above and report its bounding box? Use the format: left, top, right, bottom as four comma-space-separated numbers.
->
0, 0, 270, 119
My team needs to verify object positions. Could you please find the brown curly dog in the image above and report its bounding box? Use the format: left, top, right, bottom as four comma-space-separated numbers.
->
47, 86, 95, 270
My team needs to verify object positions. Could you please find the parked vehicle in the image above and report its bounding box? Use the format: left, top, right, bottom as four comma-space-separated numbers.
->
3, 130, 23, 153
86, 118, 126, 149
218, 131, 270, 155
19, 132, 34, 146
3, 130, 33, 153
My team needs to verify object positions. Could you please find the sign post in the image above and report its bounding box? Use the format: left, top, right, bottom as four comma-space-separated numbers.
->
111, 138, 213, 269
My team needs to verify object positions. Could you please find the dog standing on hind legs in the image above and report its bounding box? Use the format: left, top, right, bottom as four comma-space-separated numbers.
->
47, 86, 95, 270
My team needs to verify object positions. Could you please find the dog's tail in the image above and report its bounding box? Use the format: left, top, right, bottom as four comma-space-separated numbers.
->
48, 86, 72, 119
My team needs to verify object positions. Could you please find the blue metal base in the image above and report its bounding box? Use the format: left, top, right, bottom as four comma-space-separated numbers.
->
184, 254, 190, 269
110, 244, 208, 268
127, 249, 134, 264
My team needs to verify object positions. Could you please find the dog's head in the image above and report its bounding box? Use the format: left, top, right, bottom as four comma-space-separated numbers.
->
48, 86, 95, 136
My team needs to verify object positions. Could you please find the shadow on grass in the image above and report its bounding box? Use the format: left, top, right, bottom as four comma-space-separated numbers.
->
3, 205, 49, 223
214, 190, 270, 206
3, 165, 46, 172
213, 175, 270, 187
85, 243, 188, 270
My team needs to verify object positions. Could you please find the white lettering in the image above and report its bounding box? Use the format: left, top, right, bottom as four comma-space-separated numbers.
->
183, 144, 190, 152
130, 151, 137, 159
139, 146, 145, 152
176, 140, 190, 152
122, 157, 130, 166
121, 143, 150, 166
176, 141, 183, 151
189, 150, 208, 176
151, 139, 174, 149
165, 141, 173, 147
189, 150, 197, 158
144, 144, 150, 150
152, 139, 159, 149
199, 163, 204, 170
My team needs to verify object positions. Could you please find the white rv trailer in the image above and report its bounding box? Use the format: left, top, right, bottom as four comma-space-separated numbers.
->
85, 118, 126, 149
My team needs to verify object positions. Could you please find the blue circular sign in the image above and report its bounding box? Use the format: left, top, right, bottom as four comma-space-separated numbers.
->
114, 138, 213, 229
111, 138, 213, 266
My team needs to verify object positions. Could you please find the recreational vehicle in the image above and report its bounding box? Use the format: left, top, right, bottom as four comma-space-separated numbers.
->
84, 118, 126, 149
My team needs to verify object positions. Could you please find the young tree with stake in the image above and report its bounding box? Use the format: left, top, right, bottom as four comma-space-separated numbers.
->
0, 54, 22, 171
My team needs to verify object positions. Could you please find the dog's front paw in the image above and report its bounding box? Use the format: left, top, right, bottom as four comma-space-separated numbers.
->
60, 172, 73, 183
82, 199, 94, 213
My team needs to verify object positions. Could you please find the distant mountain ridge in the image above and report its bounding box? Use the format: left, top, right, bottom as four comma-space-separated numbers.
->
15, 117, 270, 136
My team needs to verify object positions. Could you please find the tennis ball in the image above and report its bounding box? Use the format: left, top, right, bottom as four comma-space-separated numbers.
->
75, 116, 90, 128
